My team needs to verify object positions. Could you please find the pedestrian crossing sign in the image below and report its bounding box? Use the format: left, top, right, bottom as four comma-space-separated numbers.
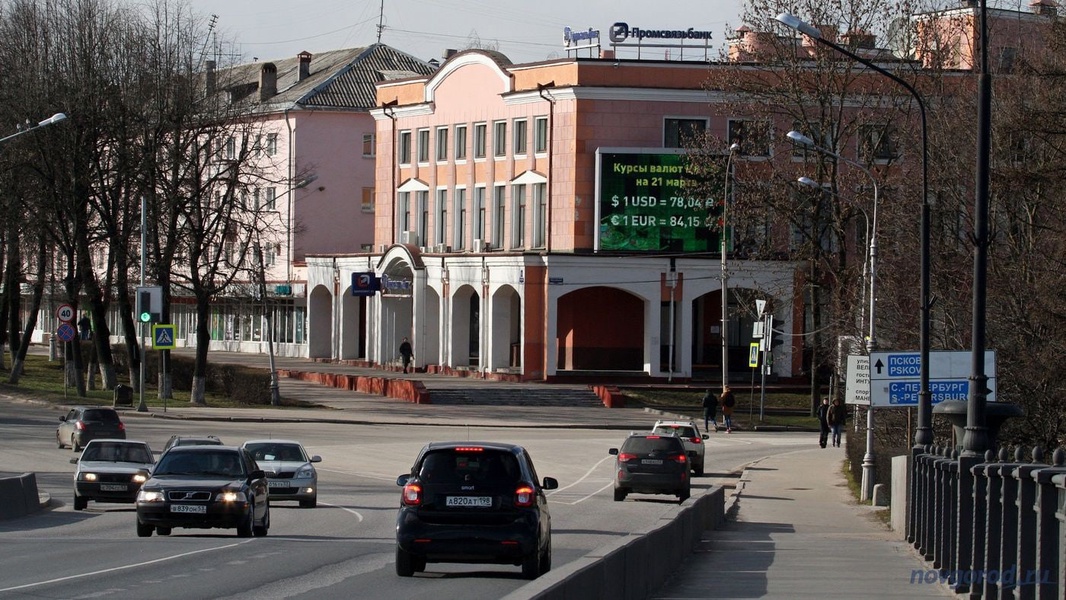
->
748, 342, 760, 368
151, 324, 176, 349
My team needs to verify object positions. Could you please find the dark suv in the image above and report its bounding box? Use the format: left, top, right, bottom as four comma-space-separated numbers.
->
135, 446, 269, 538
395, 442, 559, 579
610, 433, 690, 503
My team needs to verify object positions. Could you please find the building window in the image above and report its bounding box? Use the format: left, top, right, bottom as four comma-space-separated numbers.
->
511, 184, 526, 248
252, 188, 261, 210
513, 119, 528, 157
455, 124, 468, 161
398, 130, 412, 164
532, 182, 547, 248
361, 187, 374, 213
534, 116, 548, 154
474, 186, 486, 242
664, 118, 707, 148
398, 191, 411, 234
224, 136, 236, 160
362, 133, 375, 157
474, 122, 487, 159
265, 187, 276, 210
266, 133, 278, 156
858, 124, 897, 162
417, 190, 428, 245
417, 128, 430, 163
436, 188, 448, 246
727, 119, 772, 158
493, 184, 506, 247
790, 120, 834, 159
454, 187, 467, 250
493, 120, 507, 158
436, 127, 448, 162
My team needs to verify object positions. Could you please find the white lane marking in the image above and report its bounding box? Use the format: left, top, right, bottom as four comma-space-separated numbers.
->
318, 502, 363, 522
546, 455, 615, 505
0, 540, 252, 593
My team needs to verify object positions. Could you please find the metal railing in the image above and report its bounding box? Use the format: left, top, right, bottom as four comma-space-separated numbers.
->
908, 445, 1066, 598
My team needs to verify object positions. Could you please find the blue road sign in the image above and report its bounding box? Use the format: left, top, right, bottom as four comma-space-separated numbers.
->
152, 324, 176, 350
868, 350, 996, 407
56, 322, 76, 342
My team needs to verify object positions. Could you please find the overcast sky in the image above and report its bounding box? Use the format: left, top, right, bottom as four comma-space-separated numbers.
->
185, 0, 747, 66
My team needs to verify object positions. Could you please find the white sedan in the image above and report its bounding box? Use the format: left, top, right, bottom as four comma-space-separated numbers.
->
241, 439, 321, 508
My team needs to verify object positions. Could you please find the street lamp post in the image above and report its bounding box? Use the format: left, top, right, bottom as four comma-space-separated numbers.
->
790, 131, 880, 501
776, 12, 933, 450
0, 112, 67, 146
721, 143, 740, 387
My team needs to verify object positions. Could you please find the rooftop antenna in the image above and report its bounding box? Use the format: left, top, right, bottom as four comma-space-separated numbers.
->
197, 14, 218, 70
376, 0, 385, 43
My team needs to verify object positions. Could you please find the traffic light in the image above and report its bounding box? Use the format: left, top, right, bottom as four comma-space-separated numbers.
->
136, 286, 162, 323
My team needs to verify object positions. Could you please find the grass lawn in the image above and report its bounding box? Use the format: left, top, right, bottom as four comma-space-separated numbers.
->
619, 386, 820, 431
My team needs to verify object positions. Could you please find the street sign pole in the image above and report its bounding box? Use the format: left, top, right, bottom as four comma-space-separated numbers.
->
759, 313, 771, 421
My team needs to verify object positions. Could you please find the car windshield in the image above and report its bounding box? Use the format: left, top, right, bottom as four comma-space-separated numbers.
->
245, 443, 306, 462
82, 442, 151, 463
622, 437, 683, 455
82, 409, 119, 422
654, 425, 697, 438
418, 449, 520, 485
155, 451, 244, 477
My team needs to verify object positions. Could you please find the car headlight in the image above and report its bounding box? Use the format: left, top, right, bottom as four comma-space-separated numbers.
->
132, 473, 148, 484
80, 472, 98, 482
216, 491, 247, 503
294, 465, 315, 479
138, 490, 165, 502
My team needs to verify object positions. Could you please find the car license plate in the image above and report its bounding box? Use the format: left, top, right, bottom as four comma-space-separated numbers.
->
642, 459, 663, 465
268, 481, 289, 488
446, 496, 492, 508
170, 504, 207, 514
99, 484, 127, 492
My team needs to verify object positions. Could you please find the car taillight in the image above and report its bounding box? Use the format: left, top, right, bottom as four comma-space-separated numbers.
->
75, 421, 85, 430
514, 484, 535, 507
402, 482, 423, 506
690, 437, 702, 444
118, 422, 126, 431
617, 452, 637, 462
671, 454, 688, 464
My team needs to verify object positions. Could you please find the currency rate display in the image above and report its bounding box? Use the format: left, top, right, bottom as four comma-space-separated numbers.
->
597, 150, 724, 252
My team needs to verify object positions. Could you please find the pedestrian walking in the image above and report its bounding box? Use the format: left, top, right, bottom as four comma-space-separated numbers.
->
701, 389, 719, 432
78, 315, 92, 340
719, 386, 736, 433
398, 337, 413, 374
817, 397, 831, 448
828, 398, 846, 447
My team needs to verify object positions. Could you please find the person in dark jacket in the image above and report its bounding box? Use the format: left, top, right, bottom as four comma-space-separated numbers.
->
817, 398, 831, 448
701, 389, 719, 432
827, 398, 847, 447
399, 337, 413, 374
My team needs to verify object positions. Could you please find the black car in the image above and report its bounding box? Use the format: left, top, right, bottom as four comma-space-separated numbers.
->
163, 435, 223, 453
395, 441, 558, 579
135, 446, 269, 538
57, 406, 125, 451
610, 433, 690, 503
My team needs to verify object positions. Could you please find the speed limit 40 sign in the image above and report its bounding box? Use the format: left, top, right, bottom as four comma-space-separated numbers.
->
56, 304, 75, 322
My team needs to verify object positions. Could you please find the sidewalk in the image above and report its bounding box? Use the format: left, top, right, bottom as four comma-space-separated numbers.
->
652, 446, 953, 599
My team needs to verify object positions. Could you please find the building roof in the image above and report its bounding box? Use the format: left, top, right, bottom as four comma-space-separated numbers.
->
218, 43, 437, 113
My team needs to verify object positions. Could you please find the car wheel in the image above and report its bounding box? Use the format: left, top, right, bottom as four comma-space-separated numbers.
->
71, 436, 81, 452
678, 487, 690, 503
299, 496, 317, 509
157, 527, 171, 536
253, 507, 270, 537
136, 520, 154, 537
395, 546, 416, 577
236, 512, 254, 538
521, 545, 542, 580
539, 536, 552, 575
613, 487, 627, 502
73, 495, 88, 511
694, 463, 704, 477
